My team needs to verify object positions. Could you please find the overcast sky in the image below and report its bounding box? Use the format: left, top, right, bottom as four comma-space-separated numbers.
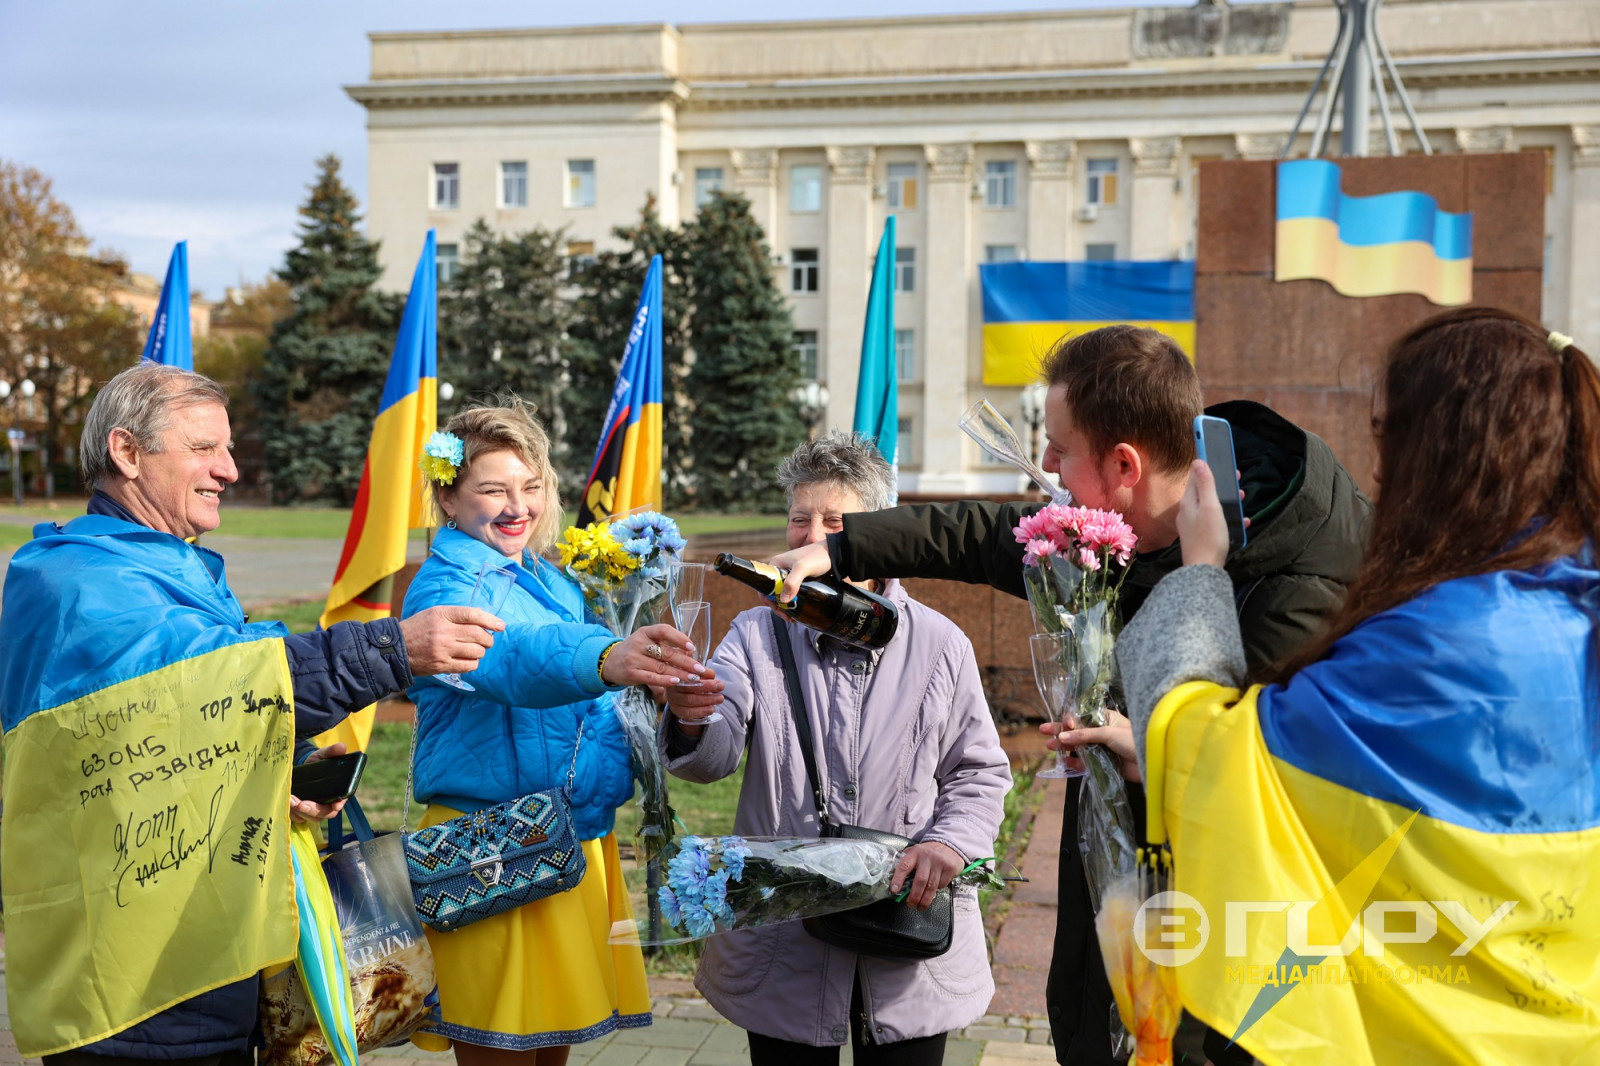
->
0, 0, 1175, 297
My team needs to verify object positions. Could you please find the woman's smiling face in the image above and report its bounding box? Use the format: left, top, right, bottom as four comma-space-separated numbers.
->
440, 448, 543, 558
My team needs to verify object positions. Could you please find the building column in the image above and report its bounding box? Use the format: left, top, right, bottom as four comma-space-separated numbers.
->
824, 146, 876, 430
919, 142, 975, 493
1234, 133, 1282, 161
1129, 136, 1182, 260
730, 149, 778, 237
1455, 126, 1516, 154
1570, 126, 1600, 351
1025, 139, 1076, 260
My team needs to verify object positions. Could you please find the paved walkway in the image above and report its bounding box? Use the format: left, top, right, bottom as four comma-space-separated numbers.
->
0, 776, 1066, 1066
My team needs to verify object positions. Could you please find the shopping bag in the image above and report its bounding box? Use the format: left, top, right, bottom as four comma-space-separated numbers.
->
261, 801, 437, 1066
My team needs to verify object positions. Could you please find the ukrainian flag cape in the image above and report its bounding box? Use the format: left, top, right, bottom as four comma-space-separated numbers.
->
1146, 553, 1600, 1065
0, 517, 298, 1056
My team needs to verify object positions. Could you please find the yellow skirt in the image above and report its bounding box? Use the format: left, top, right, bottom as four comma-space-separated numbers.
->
412, 806, 652, 1051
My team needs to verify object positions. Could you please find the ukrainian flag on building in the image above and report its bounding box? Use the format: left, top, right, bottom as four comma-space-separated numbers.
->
1275, 159, 1472, 307
316, 232, 439, 751
980, 261, 1195, 386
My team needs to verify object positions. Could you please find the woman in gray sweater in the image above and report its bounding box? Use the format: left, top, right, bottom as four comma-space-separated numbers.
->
664, 432, 1012, 1066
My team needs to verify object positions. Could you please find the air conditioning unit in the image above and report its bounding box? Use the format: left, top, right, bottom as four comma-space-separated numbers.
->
773, 252, 790, 266
872, 183, 888, 199
1076, 204, 1100, 223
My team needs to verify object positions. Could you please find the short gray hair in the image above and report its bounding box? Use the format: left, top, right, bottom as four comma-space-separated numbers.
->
775, 431, 895, 512
81, 363, 229, 488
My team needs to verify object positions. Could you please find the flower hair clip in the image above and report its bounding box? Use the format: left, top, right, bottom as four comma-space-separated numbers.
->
420, 431, 465, 485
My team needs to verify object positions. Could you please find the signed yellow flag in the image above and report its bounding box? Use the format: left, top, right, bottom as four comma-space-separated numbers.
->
1, 639, 299, 1056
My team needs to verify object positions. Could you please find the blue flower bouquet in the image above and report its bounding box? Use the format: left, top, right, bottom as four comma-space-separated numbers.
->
556, 510, 689, 861
608, 835, 1008, 946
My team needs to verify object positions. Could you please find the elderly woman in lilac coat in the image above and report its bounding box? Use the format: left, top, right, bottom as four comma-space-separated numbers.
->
664, 431, 1012, 1066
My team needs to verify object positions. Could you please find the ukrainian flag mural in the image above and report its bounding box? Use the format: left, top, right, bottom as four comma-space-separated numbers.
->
980, 261, 1195, 386
315, 231, 439, 752
582, 253, 663, 525
1275, 159, 1473, 307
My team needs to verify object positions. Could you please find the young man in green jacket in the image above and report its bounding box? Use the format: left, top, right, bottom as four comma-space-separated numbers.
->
771, 325, 1371, 1066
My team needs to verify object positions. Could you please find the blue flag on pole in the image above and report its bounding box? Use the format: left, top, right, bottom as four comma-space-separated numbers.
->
853, 216, 897, 466
581, 254, 664, 525
140, 241, 193, 369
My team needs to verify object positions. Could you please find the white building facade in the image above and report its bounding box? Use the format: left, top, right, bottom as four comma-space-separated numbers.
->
348, 0, 1600, 495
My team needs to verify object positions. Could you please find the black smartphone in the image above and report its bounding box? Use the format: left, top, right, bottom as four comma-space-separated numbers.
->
1193, 415, 1249, 552
290, 751, 367, 804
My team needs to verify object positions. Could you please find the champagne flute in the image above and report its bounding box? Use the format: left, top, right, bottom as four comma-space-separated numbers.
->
1030, 632, 1086, 780
435, 562, 518, 692
669, 561, 707, 616
957, 398, 1072, 504
671, 600, 721, 725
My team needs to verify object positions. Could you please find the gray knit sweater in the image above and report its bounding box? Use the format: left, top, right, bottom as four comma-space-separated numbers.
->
1117, 564, 1249, 781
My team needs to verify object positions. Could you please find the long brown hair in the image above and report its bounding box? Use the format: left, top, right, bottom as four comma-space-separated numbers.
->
1277, 306, 1600, 679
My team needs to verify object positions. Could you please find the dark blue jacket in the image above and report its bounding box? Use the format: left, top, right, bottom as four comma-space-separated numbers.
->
71, 493, 413, 1059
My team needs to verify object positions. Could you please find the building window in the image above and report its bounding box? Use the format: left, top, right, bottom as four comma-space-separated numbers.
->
1086, 158, 1119, 205
695, 167, 725, 208
500, 161, 528, 208
437, 242, 459, 283
791, 164, 823, 213
897, 417, 913, 466
985, 244, 1019, 263
886, 163, 918, 209
791, 248, 819, 293
895, 329, 916, 382
1085, 242, 1117, 262
985, 160, 1017, 208
565, 160, 596, 208
432, 163, 459, 210
793, 330, 819, 379
894, 246, 915, 293
564, 240, 596, 275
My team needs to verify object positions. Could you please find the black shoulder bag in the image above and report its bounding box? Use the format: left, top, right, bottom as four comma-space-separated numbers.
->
768, 612, 954, 960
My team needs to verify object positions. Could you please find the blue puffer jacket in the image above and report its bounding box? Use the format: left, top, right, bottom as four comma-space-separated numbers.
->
402, 527, 634, 839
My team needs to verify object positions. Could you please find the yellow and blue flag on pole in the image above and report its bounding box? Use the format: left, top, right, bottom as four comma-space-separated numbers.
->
1143, 556, 1600, 1065
140, 240, 193, 369
980, 261, 1194, 386
1275, 159, 1472, 307
315, 231, 439, 752
854, 215, 897, 466
582, 253, 663, 525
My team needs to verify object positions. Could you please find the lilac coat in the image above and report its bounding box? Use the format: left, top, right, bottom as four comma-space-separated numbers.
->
662, 580, 1012, 1046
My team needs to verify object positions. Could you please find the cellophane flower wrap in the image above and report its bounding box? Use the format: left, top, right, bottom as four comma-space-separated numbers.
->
558, 511, 688, 859
608, 835, 1007, 947
1096, 863, 1183, 1066
1015, 502, 1145, 1061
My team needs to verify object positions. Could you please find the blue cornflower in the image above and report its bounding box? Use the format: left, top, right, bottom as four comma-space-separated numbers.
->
720, 838, 751, 881
683, 900, 716, 939
658, 885, 684, 927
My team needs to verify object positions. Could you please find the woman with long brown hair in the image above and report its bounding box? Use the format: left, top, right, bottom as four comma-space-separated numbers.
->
1100, 307, 1600, 1063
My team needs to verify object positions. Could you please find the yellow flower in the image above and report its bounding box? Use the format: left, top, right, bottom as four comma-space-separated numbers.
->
419, 454, 458, 485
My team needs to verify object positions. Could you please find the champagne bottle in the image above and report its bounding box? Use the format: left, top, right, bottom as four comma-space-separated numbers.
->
712, 552, 899, 650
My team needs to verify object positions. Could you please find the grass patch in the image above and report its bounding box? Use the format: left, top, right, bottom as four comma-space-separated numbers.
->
249, 599, 326, 632
0, 523, 32, 550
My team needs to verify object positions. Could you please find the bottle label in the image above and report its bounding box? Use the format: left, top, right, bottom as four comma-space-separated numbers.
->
828, 600, 887, 645
751, 561, 783, 597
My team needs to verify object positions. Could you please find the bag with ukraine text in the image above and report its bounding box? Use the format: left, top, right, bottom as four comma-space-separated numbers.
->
260, 801, 437, 1066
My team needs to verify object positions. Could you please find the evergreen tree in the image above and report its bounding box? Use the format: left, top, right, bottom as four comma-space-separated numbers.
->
564, 199, 694, 505
684, 191, 804, 510
253, 154, 399, 504
438, 220, 571, 439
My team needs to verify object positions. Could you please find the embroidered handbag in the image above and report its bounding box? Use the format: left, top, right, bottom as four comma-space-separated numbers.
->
398, 720, 588, 932
767, 613, 955, 960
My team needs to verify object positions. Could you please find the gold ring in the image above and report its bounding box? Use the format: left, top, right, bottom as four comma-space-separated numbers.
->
646, 644, 665, 661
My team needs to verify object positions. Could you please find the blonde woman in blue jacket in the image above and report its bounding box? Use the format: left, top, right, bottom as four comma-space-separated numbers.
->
403, 401, 699, 1066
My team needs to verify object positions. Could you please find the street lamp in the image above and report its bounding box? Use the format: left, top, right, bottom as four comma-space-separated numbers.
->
0, 377, 36, 506
791, 381, 830, 441
438, 381, 456, 403
1019, 382, 1049, 474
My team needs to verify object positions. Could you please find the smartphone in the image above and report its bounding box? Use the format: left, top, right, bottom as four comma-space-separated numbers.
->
1193, 415, 1248, 552
290, 751, 367, 804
